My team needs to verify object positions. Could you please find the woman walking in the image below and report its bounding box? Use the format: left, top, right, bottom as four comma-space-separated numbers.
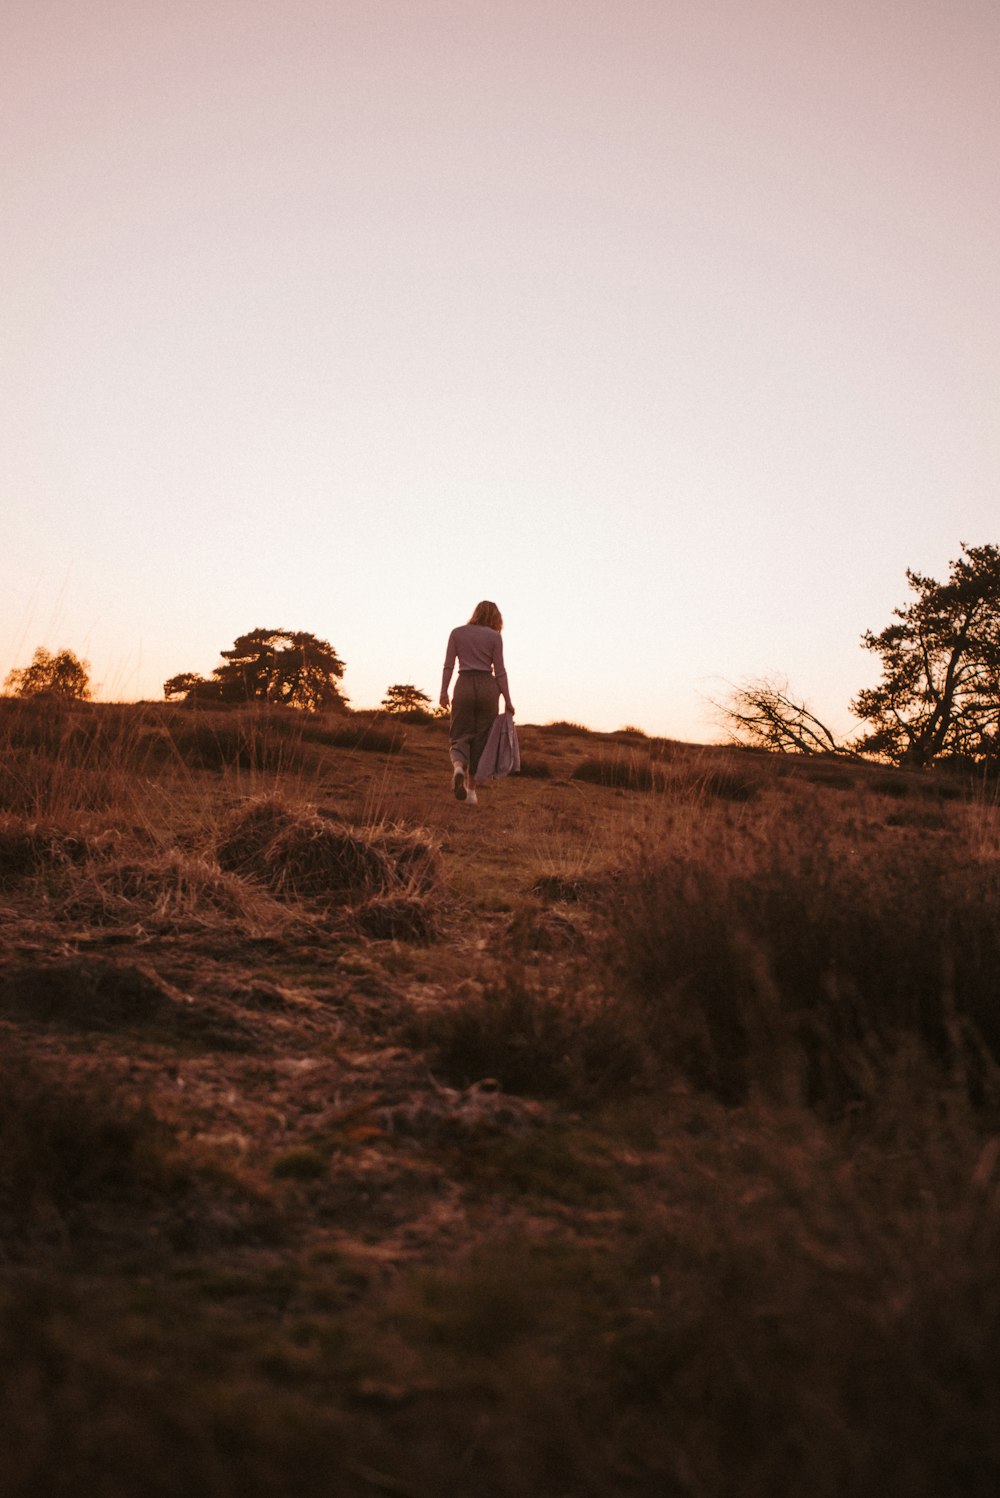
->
440, 600, 515, 804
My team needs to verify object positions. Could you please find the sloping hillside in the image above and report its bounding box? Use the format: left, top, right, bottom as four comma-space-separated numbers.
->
1, 699, 998, 1498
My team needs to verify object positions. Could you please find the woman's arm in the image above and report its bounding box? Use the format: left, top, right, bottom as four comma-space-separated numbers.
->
440, 628, 458, 708
493, 635, 514, 715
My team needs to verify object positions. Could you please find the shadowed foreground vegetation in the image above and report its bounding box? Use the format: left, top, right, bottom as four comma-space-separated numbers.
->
0, 696, 998, 1496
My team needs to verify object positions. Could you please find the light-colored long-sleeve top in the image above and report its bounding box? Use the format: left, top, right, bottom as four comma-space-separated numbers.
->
441, 624, 511, 703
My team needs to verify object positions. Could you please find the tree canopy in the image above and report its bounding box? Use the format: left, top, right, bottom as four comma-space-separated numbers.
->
4, 647, 92, 700
164, 629, 348, 711
852, 542, 1000, 767
721, 543, 1000, 769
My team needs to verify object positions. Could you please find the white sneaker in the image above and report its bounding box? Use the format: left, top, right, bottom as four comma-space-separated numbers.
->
466, 787, 478, 805
453, 767, 467, 801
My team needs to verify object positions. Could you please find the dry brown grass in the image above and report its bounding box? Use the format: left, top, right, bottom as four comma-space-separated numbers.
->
2, 699, 1000, 1497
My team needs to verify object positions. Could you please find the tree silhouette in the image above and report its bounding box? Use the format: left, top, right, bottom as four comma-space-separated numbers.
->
4, 647, 91, 700
381, 684, 431, 715
852, 543, 1000, 767
720, 543, 1000, 769
164, 629, 348, 711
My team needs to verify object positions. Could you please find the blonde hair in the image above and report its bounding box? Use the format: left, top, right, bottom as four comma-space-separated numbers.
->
468, 600, 503, 631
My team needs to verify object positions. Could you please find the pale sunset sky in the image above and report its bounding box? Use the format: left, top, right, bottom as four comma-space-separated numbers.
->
3, 0, 998, 738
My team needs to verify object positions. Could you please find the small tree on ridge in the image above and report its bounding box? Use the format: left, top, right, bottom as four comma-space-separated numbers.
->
381, 684, 431, 715
4, 647, 92, 701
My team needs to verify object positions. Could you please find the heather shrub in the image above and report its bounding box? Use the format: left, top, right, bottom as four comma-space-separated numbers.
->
166, 719, 308, 773
692, 764, 761, 802
0, 752, 119, 817
410, 973, 650, 1101
504, 905, 579, 953
603, 834, 1000, 1110
385, 1149, 1000, 1498
0, 817, 93, 886
571, 755, 662, 792
514, 758, 553, 779
0, 1044, 183, 1234
352, 892, 439, 943
306, 722, 405, 754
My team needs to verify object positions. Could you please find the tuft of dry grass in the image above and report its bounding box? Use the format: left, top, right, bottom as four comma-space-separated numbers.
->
217, 796, 441, 906
523, 868, 592, 898
263, 818, 393, 898
60, 849, 279, 931
217, 795, 379, 898
376, 825, 443, 895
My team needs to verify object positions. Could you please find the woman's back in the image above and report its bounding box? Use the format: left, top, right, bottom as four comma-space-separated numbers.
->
447, 623, 503, 673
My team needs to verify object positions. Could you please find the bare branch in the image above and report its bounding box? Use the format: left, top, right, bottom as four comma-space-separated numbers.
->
714, 679, 857, 757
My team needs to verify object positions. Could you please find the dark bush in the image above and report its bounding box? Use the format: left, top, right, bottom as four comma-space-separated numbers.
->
801, 765, 856, 792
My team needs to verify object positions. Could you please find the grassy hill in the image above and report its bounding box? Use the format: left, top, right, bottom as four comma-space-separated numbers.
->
1, 697, 998, 1498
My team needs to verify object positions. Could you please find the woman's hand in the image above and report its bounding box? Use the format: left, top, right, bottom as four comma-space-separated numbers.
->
439, 694, 449, 710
